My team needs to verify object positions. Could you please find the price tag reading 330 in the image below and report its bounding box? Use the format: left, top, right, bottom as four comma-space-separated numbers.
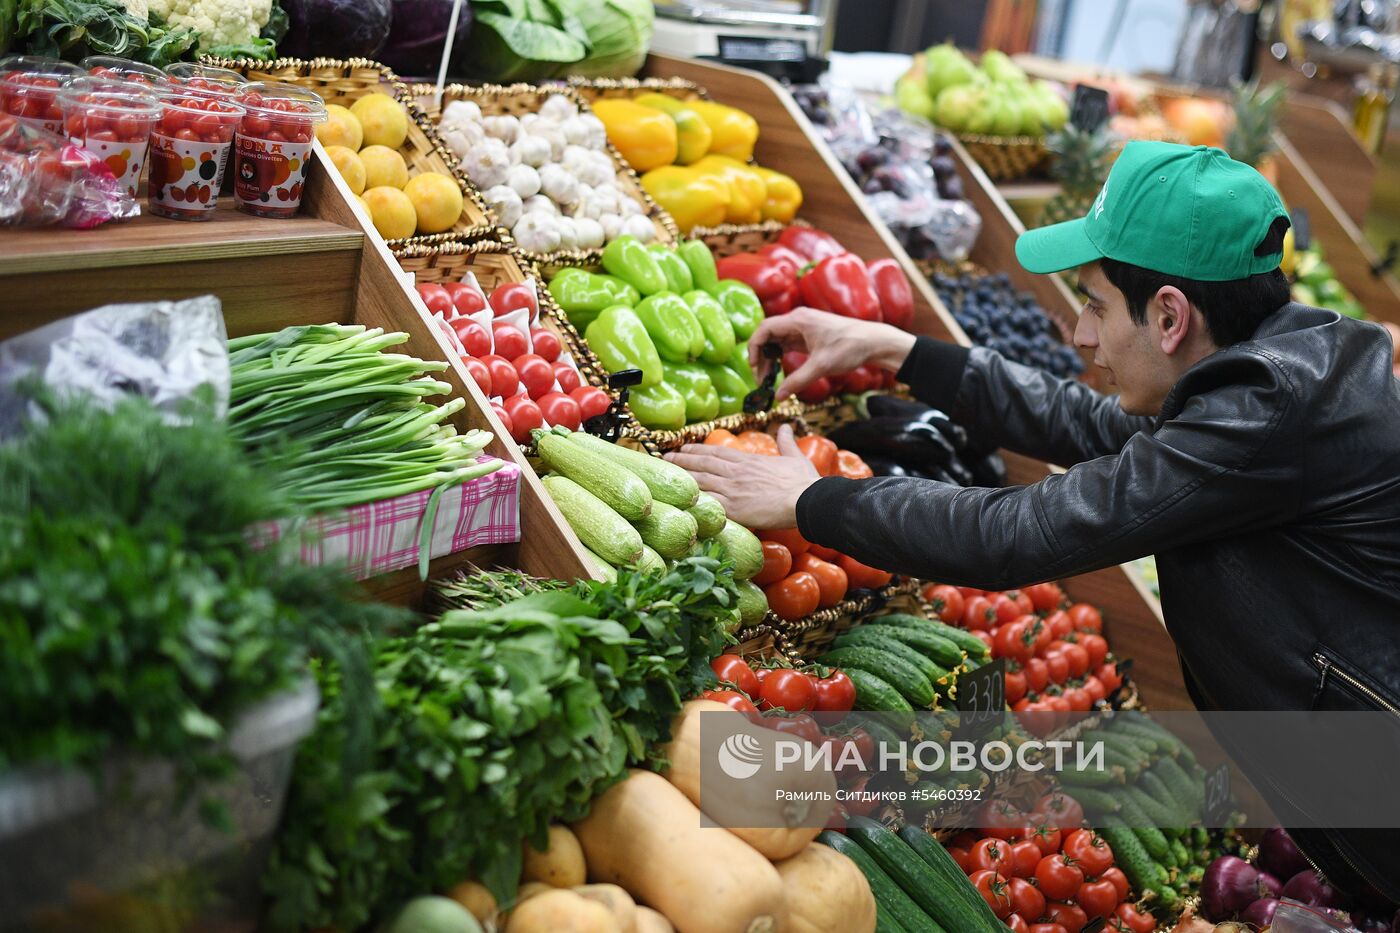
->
955, 658, 1006, 738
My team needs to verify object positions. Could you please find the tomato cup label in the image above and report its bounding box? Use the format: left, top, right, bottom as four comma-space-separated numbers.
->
232, 134, 311, 218
148, 134, 232, 219
76, 135, 150, 198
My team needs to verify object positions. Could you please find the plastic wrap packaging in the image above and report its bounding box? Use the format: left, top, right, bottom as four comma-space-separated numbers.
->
1270, 900, 1367, 933
0, 296, 231, 439
0, 118, 138, 228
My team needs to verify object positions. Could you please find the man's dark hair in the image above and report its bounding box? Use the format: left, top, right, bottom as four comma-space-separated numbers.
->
1100, 215, 1293, 346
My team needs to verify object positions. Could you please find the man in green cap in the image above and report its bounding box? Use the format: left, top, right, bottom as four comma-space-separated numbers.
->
666, 142, 1400, 897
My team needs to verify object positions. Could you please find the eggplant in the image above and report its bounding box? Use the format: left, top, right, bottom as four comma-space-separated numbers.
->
865, 394, 933, 421
827, 419, 958, 467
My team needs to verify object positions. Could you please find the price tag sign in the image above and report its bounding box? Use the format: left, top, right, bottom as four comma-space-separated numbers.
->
1204, 763, 1233, 825
955, 658, 1006, 739
1070, 85, 1111, 133
718, 36, 806, 63
1291, 207, 1312, 253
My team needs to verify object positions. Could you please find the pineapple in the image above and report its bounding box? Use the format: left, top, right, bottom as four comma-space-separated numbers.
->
1226, 80, 1288, 180
1040, 124, 1117, 227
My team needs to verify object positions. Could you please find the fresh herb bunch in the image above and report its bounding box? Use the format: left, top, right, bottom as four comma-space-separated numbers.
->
265, 556, 739, 931
0, 394, 401, 787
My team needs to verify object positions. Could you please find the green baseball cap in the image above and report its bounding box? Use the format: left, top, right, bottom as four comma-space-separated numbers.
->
1016, 141, 1289, 281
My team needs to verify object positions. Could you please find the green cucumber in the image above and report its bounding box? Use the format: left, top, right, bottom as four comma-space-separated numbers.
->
1101, 745, 1145, 779
817, 831, 935, 933
1138, 770, 1189, 823
1132, 824, 1171, 861
567, 432, 700, 508
543, 474, 643, 566
897, 824, 1007, 931
1099, 816, 1158, 894
820, 647, 936, 708
1061, 786, 1123, 815
735, 579, 768, 626
687, 492, 727, 538
632, 499, 698, 560
1124, 785, 1179, 828
846, 818, 997, 933
876, 909, 908, 933
1153, 756, 1205, 815
1058, 760, 1125, 786
536, 431, 653, 520
713, 519, 764, 580
833, 630, 953, 691
877, 613, 989, 660
851, 713, 908, 749
849, 624, 964, 670
844, 668, 913, 712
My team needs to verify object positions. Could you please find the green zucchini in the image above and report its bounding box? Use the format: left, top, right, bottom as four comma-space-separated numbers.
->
536, 431, 653, 520
580, 545, 618, 582
735, 579, 768, 626
713, 519, 764, 580
632, 499, 698, 560
844, 668, 914, 712
847, 818, 997, 933
848, 624, 965, 670
687, 492, 727, 538
877, 613, 990, 660
820, 647, 936, 708
634, 543, 666, 574
567, 431, 700, 508
817, 831, 937, 933
543, 474, 643, 566
834, 630, 953, 691
897, 824, 1007, 930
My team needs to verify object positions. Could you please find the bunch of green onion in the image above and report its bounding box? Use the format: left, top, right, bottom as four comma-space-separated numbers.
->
228, 324, 503, 513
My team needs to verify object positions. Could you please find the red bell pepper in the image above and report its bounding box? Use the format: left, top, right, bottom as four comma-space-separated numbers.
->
800, 253, 882, 321
759, 242, 809, 274
866, 258, 914, 330
715, 252, 800, 316
779, 225, 847, 263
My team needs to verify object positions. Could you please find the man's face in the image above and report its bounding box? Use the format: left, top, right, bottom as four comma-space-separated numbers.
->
1074, 263, 1176, 416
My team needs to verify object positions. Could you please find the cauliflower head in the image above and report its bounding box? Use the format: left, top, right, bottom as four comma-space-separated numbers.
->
149, 0, 273, 50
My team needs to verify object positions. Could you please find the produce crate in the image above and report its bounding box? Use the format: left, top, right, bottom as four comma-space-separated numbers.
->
956, 132, 1051, 181
208, 57, 495, 246
410, 82, 680, 255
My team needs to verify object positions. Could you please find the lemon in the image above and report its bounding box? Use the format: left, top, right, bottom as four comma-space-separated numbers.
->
1280, 225, 1297, 278
317, 104, 363, 151
404, 172, 463, 235
363, 186, 417, 240
350, 93, 409, 150
324, 145, 366, 195
359, 145, 409, 190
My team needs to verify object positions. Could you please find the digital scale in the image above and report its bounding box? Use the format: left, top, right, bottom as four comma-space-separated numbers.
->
650, 0, 838, 81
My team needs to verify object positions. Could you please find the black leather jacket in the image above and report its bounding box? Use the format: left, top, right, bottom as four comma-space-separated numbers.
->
796, 304, 1400, 897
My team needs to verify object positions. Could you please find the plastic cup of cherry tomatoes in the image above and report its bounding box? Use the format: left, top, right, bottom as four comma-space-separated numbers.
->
162, 63, 249, 100
0, 56, 84, 137
147, 93, 246, 221
58, 79, 161, 198
231, 82, 326, 219
81, 56, 167, 88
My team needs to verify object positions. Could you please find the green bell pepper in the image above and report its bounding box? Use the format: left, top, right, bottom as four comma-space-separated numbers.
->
549, 269, 641, 329
629, 382, 687, 431
585, 305, 663, 388
727, 341, 759, 390
663, 360, 721, 423
700, 361, 751, 416
678, 239, 719, 292
602, 235, 667, 296
709, 279, 765, 340
649, 244, 695, 294
635, 291, 705, 363
684, 290, 737, 365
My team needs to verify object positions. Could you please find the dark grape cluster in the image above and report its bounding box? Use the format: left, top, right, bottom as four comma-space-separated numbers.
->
933, 272, 1085, 379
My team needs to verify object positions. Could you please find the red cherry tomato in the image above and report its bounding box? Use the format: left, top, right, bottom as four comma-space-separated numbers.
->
963, 596, 995, 631
1028, 824, 1063, 856
1077, 878, 1120, 920
566, 386, 609, 421
978, 802, 1029, 841
1025, 658, 1050, 693
489, 402, 512, 440
454, 320, 491, 357
481, 355, 518, 399
1062, 686, 1092, 713
1082, 675, 1108, 706
1113, 903, 1155, 933
1024, 582, 1063, 611
968, 870, 1012, 920
1100, 867, 1130, 902
1096, 663, 1124, 693
513, 353, 555, 400
1043, 902, 1088, 933
700, 688, 759, 720
551, 361, 582, 395
1005, 669, 1028, 705
765, 712, 821, 744
443, 281, 487, 317
1062, 829, 1114, 876
462, 357, 492, 396
503, 395, 542, 442
1007, 840, 1042, 879
923, 583, 964, 623
492, 324, 528, 360
753, 540, 793, 587
1007, 914, 1030, 933
489, 281, 539, 318
992, 594, 1024, 626
993, 618, 1036, 664
1045, 610, 1074, 640
1034, 854, 1084, 901
758, 668, 816, 713
1059, 643, 1090, 679
1068, 603, 1103, 634
1045, 652, 1070, 685
813, 670, 855, 713
537, 391, 581, 430
711, 654, 760, 697
946, 846, 971, 873
1030, 926, 1069, 933
1079, 634, 1109, 669
968, 838, 1014, 874
1007, 876, 1046, 921
529, 327, 561, 362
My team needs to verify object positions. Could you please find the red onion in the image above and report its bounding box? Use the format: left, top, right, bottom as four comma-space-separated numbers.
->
1240, 898, 1280, 929
1258, 871, 1282, 898
1203, 856, 1263, 921
1258, 828, 1311, 880
1281, 870, 1344, 908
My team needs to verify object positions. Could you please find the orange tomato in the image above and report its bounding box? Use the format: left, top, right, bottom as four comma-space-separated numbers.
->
793, 552, 848, 607
753, 540, 793, 586
760, 526, 810, 556
796, 435, 838, 476
808, 542, 843, 562
837, 554, 893, 590
705, 428, 740, 447
735, 430, 779, 456
765, 571, 821, 620
835, 449, 874, 479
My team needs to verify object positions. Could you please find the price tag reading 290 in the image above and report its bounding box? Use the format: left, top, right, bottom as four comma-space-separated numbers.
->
1204, 763, 1233, 826
955, 658, 1006, 738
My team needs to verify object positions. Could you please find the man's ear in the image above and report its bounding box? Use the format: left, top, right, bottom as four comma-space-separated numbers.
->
1153, 285, 1193, 355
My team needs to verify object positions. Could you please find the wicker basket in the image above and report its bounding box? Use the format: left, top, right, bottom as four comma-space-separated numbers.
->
408, 82, 681, 255
956, 132, 1051, 181
776, 579, 923, 661
567, 76, 710, 105
205, 57, 494, 243
691, 219, 791, 259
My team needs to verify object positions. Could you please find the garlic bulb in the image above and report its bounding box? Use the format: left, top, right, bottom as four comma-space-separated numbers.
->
463, 138, 511, 189
506, 164, 541, 199
510, 135, 551, 168
483, 185, 523, 228
513, 213, 562, 254
482, 115, 520, 144
539, 94, 578, 123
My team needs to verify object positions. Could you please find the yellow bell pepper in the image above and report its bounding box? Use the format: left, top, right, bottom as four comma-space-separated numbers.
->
591, 98, 678, 172
641, 165, 730, 232
691, 154, 766, 225
685, 99, 759, 161
634, 92, 713, 165
753, 165, 802, 223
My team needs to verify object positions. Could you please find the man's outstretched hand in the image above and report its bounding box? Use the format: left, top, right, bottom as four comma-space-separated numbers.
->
750, 307, 918, 400
664, 424, 821, 530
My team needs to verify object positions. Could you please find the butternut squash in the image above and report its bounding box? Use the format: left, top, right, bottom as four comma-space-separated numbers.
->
506, 889, 619, 933
571, 769, 788, 933
635, 907, 676, 933
774, 843, 877, 933
574, 884, 637, 933
522, 825, 587, 887
662, 700, 835, 860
